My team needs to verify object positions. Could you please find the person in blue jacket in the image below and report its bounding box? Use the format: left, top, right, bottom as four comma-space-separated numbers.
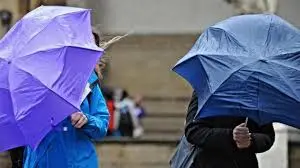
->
23, 32, 109, 168
23, 71, 109, 168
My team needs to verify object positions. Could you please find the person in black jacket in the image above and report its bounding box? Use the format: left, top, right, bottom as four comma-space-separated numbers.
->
9, 147, 24, 168
185, 92, 275, 168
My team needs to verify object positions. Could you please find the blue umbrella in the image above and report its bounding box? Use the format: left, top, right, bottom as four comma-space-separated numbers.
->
173, 14, 300, 128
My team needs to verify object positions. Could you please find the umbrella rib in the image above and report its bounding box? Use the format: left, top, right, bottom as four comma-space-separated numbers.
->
198, 62, 252, 110
199, 56, 300, 110
197, 57, 212, 92
198, 59, 299, 110
18, 44, 102, 59
16, 10, 90, 56
11, 45, 101, 111
263, 15, 274, 56
14, 20, 52, 56
268, 51, 300, 62
200, 66, 300, 118
267, 61, 300, 100
200, 54, 244, 69
268, 60, 300, 73
199, 51, 247, 57
210, 27, 248, 53
255, 74, 300, 103
200, 54, 254, 93
10, 64, 80, 112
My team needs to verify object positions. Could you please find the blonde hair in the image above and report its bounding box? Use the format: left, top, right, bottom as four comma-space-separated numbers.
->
92, 30, 131, 80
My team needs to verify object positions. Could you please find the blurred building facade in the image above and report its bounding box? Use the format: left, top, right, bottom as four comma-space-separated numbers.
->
0, 0, 300, 167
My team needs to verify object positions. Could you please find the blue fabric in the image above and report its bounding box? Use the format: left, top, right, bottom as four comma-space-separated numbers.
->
23, 72, 109, 168
173, 14, 300, 128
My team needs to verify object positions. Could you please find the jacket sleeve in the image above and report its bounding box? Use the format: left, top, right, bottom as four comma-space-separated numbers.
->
250, 123, 275, 153
185, 92, 237, 154
82, 84, 109, 140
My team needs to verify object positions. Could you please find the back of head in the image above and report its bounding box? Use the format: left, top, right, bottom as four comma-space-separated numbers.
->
121, 90, 129, 101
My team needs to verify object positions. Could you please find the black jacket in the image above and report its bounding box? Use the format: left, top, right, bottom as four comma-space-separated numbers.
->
9, 146, 24, 168
185, 92, 275, 168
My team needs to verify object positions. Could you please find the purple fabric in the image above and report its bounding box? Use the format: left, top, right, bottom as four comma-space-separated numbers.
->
0, 6, 103, 152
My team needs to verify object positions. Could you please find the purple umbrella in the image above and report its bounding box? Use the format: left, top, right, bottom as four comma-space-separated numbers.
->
0, 6, 103, 152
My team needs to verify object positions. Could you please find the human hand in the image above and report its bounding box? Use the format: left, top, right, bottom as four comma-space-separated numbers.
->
233, 123, 251, 149
70, 112, 88, 128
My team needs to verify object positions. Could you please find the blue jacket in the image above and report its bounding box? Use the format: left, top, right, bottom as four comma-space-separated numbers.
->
24, 72, 109, 168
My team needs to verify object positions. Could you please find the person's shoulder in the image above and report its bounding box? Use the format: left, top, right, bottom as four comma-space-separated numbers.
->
124, 98, 135, 106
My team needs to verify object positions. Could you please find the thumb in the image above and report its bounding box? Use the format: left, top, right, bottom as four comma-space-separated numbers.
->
238, 123, 246, 127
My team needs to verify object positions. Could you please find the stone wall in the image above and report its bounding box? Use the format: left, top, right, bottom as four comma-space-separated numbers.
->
97, 142, 176, 168
1, 127, 300, 168
0, 141, 177, 168
104, 34, 197, 97
87, 0, 300, 34
0, 152, 10, 168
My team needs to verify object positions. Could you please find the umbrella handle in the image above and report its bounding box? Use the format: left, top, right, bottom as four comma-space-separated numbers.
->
245, 117, 248, 127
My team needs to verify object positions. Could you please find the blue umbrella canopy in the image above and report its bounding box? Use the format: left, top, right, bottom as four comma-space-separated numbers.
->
173, 14, 300, 128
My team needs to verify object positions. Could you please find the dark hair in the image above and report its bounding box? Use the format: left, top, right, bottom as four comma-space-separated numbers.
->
92, 32, 100, 47
101, 86, 114, 100
121, 90, 129, 100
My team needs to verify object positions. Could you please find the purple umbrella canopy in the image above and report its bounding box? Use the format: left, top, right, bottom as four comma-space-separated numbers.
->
0, 6, 104, 152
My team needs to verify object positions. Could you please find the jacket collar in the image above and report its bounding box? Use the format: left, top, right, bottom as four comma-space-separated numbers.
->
88, 71, 98, 84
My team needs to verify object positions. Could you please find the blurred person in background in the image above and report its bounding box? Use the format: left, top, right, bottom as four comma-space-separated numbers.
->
134, 95, 147, 125
9, 147, 24, 168
101, 86, 120, 137
115, 89, 143, 138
